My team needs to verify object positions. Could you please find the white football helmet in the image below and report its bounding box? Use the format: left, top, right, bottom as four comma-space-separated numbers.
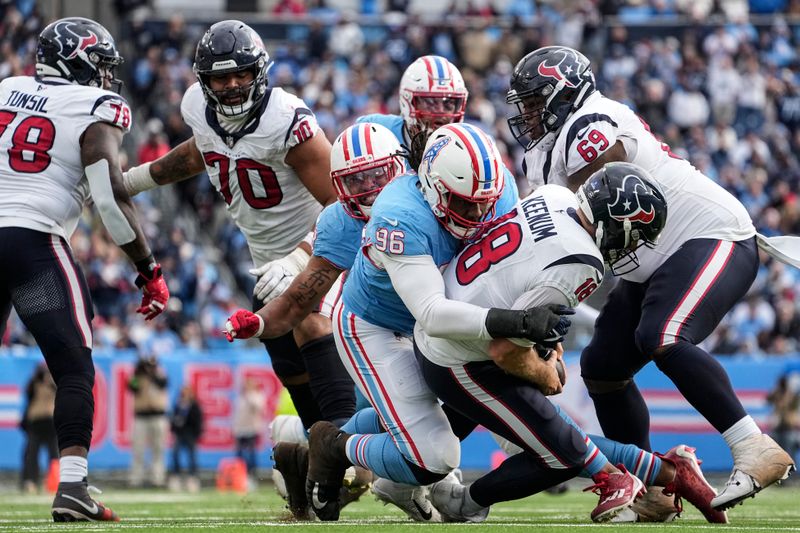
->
418, 123, 505, 240
331, 122, 406, 220
399, 55, 468, 137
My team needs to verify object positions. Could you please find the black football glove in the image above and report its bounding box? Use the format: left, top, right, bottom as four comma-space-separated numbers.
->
485, 304, 575, 345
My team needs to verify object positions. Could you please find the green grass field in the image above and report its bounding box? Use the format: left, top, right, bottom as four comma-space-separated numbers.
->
2, 483, 799, 532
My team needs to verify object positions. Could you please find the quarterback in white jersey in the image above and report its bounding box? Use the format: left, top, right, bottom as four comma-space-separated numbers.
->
508, 45, 795, 514
0, 17, 170, 522
123, 21, 351, 435
414, 166, 726, 524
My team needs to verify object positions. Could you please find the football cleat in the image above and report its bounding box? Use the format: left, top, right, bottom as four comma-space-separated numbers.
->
711, 434, 795, 510
584, 465, 645, 522
272, 442, 312, 520
660, 444, 727, 523
270, 415, 308, 501
305, 421, 351, 521
51, 479, 119, 522
372, 479, 442, 522
610, 486, 681, 523
429, 479, 489, 523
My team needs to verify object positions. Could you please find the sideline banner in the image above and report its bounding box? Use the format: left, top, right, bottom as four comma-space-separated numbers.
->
0, 349, 795, 471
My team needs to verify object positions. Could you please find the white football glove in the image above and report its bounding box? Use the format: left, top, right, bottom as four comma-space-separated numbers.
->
249, 247, 311, 304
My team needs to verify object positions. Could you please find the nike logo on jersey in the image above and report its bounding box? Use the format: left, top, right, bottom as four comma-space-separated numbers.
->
412, 498, 434, 521
576, 124, 592, 139
60, 493, 99, 515
382, 216, 399, 226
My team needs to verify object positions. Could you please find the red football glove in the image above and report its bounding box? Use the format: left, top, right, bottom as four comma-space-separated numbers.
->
134, 264, 169, 320
224, 309, 265, 342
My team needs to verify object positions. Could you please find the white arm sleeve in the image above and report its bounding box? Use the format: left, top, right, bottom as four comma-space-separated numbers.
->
377, 250, 491, 340
86, 159, 137, 245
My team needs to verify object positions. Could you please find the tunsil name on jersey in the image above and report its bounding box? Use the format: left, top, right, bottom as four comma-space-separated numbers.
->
4, 90, 49, 113
521, 195, 556, 242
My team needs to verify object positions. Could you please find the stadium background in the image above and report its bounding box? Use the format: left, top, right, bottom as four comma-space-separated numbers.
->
2, 0, 800, 476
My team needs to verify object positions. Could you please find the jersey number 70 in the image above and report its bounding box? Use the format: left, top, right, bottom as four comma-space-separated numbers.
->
203, 151, 283, 209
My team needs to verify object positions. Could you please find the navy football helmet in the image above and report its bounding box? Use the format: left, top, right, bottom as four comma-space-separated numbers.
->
36, 17, 123, 91
507, 46, 595, 151
193, 20, 271, 118
576, 162, 668, 273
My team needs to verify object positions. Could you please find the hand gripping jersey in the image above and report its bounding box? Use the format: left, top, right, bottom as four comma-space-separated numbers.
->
524, 91, 755, 283
313, 202, 365, 271
342, 171, 519, 336
415, 185, 604, 367
181, 83, 323, 266
0, 76, 132, 239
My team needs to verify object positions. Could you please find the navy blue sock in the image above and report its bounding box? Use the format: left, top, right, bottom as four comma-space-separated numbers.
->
654, 341, 747, 433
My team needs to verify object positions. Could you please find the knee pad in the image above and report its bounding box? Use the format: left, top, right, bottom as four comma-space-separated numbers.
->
261, 334, 306, 379
44, 346, 94, 385
416, 426, 460, 476
583, 377, 632, 395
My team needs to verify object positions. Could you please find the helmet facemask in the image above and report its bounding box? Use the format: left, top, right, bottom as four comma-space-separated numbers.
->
407, 93, 467, 137
433, 181, 499, 240
197, 60, 269, 118
332, 154, 404, 220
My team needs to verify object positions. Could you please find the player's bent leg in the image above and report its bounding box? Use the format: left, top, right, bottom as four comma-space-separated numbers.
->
581, 279, 652, 449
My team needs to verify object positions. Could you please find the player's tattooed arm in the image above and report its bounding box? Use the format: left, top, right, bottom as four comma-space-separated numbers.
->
565, 140, 627, 192
286, 132, 337, 206
81, 122, 152, 263
149, 137, 206, 185
488, 338, 563, 395
256, 255, 342, 338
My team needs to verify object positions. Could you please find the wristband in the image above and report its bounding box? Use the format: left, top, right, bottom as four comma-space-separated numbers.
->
124, 162, 158, 196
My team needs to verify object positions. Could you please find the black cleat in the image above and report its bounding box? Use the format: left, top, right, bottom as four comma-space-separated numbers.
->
51, 479, 119, 522
305, 421, 351, 521
272, 442, 312, 520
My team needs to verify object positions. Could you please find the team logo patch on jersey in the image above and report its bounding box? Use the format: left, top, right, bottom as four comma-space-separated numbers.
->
421, 135, 451, 174
608, 174, 656, 224
53, 20, 99, 60
536, 49, 586, 89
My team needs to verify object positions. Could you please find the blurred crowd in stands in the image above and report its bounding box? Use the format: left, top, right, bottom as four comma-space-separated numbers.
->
2, 0, 800, 356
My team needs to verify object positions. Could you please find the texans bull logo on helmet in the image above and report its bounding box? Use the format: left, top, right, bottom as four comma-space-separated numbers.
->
608, 174, 657, 224
53, 20, 99, 61
536, 49, 587, 89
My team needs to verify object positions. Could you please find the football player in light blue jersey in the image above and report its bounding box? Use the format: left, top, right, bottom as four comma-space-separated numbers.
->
224, 122, 406, 342
358, 55, 520, 216
289, 123, 575, 521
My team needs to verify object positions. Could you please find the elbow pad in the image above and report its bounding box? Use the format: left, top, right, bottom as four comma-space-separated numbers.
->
86, 159, 136, 245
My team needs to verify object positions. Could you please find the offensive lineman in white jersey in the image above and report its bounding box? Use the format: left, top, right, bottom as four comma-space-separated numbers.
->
123, 21, 356, 433
506, 45, 795, 514
0, 17, 170, 521
416, 163, 725, 524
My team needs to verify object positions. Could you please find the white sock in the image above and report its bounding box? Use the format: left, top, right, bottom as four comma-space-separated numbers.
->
60, 455, 88, 483
722, 416, 761, 449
